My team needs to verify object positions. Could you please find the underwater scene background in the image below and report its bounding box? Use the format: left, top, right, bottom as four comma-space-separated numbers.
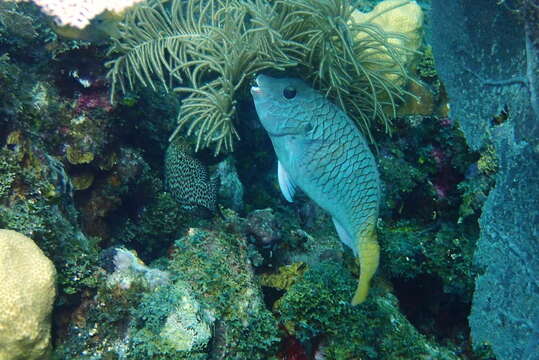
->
0, 0, 537, 359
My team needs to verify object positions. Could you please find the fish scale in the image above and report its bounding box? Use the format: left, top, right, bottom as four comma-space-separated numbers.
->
307, 118, 377, 221
251, 75, 381, 305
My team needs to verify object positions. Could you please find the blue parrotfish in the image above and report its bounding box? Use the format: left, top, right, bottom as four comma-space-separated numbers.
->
251, 75, 381, 305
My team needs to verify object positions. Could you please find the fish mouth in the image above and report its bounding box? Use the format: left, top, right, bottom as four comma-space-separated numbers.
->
250, 76, 263, 95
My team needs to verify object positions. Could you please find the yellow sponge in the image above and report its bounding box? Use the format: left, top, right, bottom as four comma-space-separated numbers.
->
0, 229, 56, 360
350, 0, 424, 86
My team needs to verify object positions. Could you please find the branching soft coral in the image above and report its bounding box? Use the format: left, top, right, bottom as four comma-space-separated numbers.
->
107, 0, 300, 153
107, 0, 413, 153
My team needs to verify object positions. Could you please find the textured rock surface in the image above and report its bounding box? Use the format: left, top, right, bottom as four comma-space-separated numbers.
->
159, 280, 213, 353
213, 156, 244, 212
431, 1, 539, 359
0, 229, 56, 360
246, 208, 282, 246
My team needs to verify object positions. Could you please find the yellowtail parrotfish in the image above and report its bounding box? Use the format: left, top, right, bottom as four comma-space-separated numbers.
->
251, 74, 381, 305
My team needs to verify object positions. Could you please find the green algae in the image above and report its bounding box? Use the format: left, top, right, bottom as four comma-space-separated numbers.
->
128, 281, 212, 359
476, 144, 498, 175
114, 190, 188, 259
260, 262, 307, 291
0, 140, 100, 301
379, 221, 477, 299
275, 261, 460, 360
169, 228, 281, 359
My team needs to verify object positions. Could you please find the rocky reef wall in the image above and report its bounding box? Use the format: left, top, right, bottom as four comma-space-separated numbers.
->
431, 1, 539, 359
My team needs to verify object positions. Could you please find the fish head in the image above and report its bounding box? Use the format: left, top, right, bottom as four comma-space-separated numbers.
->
251, 75, 321, 137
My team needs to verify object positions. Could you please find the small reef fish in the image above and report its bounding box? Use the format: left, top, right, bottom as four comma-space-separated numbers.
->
251, 75, 381, 305
165, 138, 218, 218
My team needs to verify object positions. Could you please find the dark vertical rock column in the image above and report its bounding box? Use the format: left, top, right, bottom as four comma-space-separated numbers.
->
524, 2, 539, 121
430, 1, 539, 359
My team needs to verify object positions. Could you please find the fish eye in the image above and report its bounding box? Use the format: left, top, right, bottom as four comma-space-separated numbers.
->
283, 86, 297, 99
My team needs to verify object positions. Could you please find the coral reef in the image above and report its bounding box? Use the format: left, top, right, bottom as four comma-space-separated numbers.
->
54, 222, 281, 359
275, 261, 459, 359
0, 133, 100, 300
380, 221, 477, 299
111, 189, 188, 259
0, 0, 519, 359
260, 262, 306, 291
104, 248, 170, 290
246, 208, 282, 246
0, 229, 56, 360
377, 115, 478, 221
169, 226, 281, 359
52, 248, 211, 360
128, 281, 213, 359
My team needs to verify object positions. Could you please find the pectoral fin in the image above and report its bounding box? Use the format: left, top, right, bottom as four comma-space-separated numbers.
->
351, 229, 380, 305
332, 217, 357, 256
278, 161, 296, 202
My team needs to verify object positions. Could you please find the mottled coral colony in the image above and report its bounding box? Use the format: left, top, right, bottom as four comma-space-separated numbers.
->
0, 0, 512, 359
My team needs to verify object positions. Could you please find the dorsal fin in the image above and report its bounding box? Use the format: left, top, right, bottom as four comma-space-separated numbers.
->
278, 161, 296, 202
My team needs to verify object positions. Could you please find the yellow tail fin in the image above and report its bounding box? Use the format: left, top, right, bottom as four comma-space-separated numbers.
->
351, 230, 379, 305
